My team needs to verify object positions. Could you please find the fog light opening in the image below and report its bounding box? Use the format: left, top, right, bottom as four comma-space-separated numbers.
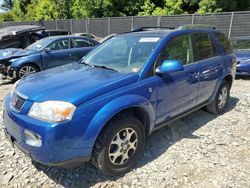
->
24, 129, 42, 147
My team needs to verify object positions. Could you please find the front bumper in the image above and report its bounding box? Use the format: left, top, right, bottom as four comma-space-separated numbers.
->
0, 64, 16, 78
2, 95, 91, 166
236, 64, 250, 76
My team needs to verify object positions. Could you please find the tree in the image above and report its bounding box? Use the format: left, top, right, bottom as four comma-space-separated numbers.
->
54, 0, 72, 19
1, 0, 13, 9
139, 0, 201, 16
35, 0, 58, 20
198, 0, 250, 13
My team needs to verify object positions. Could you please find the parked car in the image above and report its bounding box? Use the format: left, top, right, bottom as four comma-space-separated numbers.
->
0, 36, 99, 79
3, 25, 236, 175
0, 25, 45, 49
72, 33, 101, 41
0, 25, 71, 50
231, 36, 250, 76
37, 29, 71, 37
99, 33, 116, 43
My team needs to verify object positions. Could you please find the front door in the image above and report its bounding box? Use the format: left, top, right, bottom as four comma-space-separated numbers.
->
155, 34, 199, 125
42, 38, 74, 69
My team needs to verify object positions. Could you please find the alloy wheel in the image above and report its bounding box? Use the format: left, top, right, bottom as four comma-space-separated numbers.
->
108, 128, 138, 165
19, 66, 37, 78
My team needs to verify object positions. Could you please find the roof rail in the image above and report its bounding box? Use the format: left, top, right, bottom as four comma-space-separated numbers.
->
178, 24, 216, 30
131, 27, 175, 32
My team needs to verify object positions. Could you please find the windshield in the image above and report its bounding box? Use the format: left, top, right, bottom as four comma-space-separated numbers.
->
231, 39, 250, 50
26, 38, 53, 51
83, 35, 163, 73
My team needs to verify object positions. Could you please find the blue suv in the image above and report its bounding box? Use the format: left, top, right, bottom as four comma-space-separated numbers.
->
3, 25, 236, 175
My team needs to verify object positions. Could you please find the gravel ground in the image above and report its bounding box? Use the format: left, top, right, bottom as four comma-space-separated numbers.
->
0, 77, 249, 188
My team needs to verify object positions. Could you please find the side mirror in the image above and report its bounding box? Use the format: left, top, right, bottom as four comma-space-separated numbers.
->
155, 59, 184, 74
43, 48, 51, 53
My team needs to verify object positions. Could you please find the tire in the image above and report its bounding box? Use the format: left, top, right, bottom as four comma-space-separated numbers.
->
17, 64, 38, 79
206, 81, 230, 114
91, 114, 145, 176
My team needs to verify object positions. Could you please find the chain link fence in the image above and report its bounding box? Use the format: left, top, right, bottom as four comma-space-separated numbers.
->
0, 11, 249, 38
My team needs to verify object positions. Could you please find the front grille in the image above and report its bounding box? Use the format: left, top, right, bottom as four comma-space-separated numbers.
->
12, 92, 26, 111
3, 111, 22, 142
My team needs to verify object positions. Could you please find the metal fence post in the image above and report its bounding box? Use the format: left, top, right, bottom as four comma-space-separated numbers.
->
70, 19, 73, 33
228, 12, 234, 38
55, 19, 58, 29
191, 14, 195, 24
108, 17, 111, 35
157, 16, 161, 27
86, 18, 89, 33
131, 17, 134, 30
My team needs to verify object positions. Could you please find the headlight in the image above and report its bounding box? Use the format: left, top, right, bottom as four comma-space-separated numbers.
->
11, 80, 20, 97
9, 58, 20, 63
28, 101, 76, 122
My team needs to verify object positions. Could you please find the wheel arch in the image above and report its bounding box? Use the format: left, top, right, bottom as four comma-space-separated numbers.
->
84, 95, 155, 151
18, 62, 41, 72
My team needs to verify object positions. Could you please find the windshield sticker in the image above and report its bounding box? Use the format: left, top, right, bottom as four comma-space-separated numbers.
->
139, 37, 160, 42
132, 67, 139, 72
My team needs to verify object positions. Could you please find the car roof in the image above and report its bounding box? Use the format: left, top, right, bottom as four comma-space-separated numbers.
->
45, 29, 70, 33
40, 35, 99, 43
117, 24, 223, 38
0, 25, 44, 37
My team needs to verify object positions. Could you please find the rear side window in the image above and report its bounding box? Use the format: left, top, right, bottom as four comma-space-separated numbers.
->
72, 38, 95, 48
191, 33, 213, 61
216, 32, 233, 54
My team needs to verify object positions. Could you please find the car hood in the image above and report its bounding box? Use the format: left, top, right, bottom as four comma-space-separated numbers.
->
16, 63, 138, 106
0, 48, 38, 61
235, 50, 250, 61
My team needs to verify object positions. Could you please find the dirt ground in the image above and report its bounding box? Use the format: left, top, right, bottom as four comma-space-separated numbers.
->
0, 77, 249, 188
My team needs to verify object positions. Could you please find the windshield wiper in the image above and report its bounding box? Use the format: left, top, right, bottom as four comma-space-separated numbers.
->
92, 64, 118, 72
81, 61, 91, 67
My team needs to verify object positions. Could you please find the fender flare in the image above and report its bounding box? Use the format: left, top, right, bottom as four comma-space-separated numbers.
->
83, 94, 156, 148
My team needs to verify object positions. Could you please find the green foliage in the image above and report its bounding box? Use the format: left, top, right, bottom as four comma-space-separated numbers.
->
198, 0, 250, 13
1, 0, 13, 9
3, 0, 250, 21
34, 0, 58, 20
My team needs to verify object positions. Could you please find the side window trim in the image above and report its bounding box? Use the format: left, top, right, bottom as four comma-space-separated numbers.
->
47, 38, 70, 51
154, 33, 194, 72
191, 32, 214, 62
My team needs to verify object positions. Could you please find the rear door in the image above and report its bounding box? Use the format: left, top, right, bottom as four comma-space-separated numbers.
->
70, 38, 97, 61
155, 34, 199, 124
192, 32, 224, 104
42, 38, 73, 69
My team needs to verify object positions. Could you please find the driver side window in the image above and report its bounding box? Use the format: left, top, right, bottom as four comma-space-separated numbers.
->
47, 39, 69, 51
157, 34, 193, 67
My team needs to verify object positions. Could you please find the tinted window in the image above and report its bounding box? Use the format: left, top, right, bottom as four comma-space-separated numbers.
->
158, 34, 193, 65
47, 39, 69, 51
216, 33, 233, 54
72, 38, 90, 48
191, 33, 213, 61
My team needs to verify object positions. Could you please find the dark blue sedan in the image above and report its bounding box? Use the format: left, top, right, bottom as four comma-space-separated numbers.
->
231, 37, 250, 76
0, 36, 99, 79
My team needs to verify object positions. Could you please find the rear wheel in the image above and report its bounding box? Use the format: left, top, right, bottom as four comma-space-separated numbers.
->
206, 81, 230, 114
91, 114, 145, 175
17, 64, 38, 79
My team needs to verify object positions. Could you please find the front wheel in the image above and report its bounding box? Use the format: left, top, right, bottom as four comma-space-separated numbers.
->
17, 64, 38, 79
206, 81, 230, 114
91, 114, 145, 175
